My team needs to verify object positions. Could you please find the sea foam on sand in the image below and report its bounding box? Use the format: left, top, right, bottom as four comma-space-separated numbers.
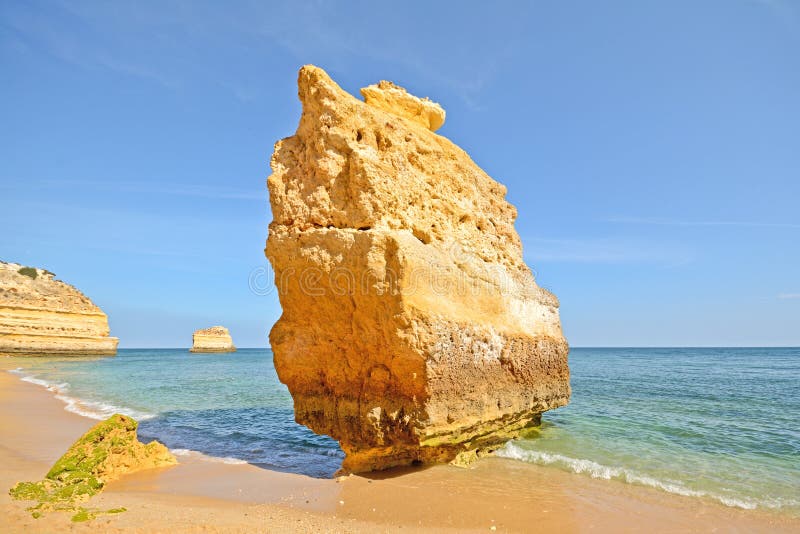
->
11, 368, 156, 421
497, 441, 799, 511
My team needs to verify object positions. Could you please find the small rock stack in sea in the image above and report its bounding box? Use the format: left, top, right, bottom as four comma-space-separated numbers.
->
190, 326, 236, 353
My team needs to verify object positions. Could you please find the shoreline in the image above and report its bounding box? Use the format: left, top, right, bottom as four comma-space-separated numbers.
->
2, 360, 799, 532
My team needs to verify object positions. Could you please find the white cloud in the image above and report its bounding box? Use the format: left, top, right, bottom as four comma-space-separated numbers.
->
521, 236, 692, 265
4, 1, 520, 107
32, 179, 265, 201
606, 216, 800, 229
2, 5, 179, 90
778, 293, 800, 300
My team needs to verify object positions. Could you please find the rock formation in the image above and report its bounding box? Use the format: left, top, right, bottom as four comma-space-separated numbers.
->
360, 80, 445, 131
10, 414, 176, 520
0, 261, 118, 356
190, 326, 236, 353
265, 66, 570, 473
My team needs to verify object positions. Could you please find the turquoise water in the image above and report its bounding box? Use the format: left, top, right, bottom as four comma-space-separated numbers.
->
500, 347, 800, 513
6, 347, 799, 513
7, 349, 343, 478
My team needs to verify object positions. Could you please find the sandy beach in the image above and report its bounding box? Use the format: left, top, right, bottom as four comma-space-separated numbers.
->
1, 360, 798, 533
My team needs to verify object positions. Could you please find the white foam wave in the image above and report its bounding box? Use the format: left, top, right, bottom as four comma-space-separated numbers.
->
11, 370, 155, 421
497, 442, 798, 511
170, 448, 247, 465
54, 393, 155, 421
10, 369, 249, 467
19, 375, 69, 392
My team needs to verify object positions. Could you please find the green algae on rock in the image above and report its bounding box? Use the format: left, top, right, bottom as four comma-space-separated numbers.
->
9, 413, 176, 521
71, 506, 127, 523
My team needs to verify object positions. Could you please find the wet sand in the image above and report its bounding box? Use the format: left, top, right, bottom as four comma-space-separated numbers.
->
2, 361, 798, 533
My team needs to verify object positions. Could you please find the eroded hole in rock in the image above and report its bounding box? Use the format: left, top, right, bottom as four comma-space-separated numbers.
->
375, 130, 392, 150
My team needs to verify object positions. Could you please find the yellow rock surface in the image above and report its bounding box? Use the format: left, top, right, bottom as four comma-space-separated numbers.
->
0, 261, 118, 356
360, 80, 445, 131
265, 66, 569, 473
190, 326, 236, 353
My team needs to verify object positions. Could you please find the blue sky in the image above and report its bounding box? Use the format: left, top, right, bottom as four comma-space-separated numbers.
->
1, 1, 798, 347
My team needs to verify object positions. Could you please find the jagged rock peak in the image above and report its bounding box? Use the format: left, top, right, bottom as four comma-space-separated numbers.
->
360, 79, 445, 131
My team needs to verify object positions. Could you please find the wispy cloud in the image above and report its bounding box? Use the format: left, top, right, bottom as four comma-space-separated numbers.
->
2, 5, 179, 90
91, 51, 179, 90
778, 293, 800, 300
3, 1, 516, 107
606, 216, 800, 229
522, 236, 692, 265
240, 2, 515, 108
1, 199, 259, 268
750, 0, 797, 23
32, 179, 265, 201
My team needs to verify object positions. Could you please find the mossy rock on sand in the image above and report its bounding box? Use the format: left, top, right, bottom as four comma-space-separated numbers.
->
9, 413, 176, 521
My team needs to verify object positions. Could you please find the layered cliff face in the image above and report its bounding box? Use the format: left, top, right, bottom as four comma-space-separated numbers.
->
0, 262, 118, 356
265, 66, 569, 473
190, 326, 236, 353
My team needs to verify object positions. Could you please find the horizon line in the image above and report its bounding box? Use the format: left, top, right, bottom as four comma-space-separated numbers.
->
113, 345, 800, 350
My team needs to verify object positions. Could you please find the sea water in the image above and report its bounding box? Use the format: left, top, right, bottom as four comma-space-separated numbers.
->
499, 347, 800, 513
6, 347, 799, 513
7, 349, 343, 478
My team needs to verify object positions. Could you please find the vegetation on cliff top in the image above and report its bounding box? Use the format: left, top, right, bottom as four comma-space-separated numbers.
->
9, 413, 176, 522
17, 266, 38, 279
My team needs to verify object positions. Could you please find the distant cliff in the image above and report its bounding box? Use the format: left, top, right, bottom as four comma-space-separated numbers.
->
190, 326, 236, 353
0, 261, 118, 356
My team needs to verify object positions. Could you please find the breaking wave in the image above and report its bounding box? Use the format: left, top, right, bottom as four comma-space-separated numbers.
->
9, 369, 156, 421
170, 448, 248, 465
8, 369, 253, 468
497, 441, 799, 511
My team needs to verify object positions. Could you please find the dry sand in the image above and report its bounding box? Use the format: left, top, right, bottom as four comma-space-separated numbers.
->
2, 360, 798, 533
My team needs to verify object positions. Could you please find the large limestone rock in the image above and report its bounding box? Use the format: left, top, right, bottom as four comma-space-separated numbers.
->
190, 326, 236, 353
265, 66, 570, 473
0, 261, 118, 356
